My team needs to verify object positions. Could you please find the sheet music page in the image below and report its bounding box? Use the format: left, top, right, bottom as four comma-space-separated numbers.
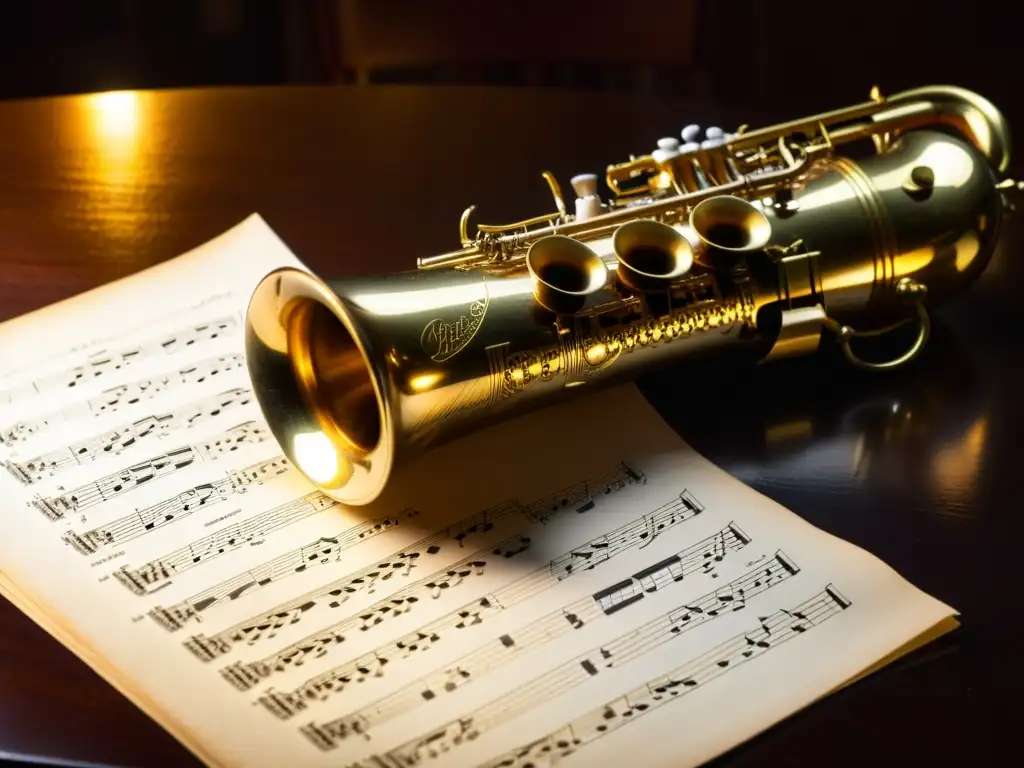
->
0, 215, 957, 768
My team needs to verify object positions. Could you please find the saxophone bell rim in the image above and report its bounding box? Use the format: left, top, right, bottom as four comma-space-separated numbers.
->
612, 218, 695, 292
689, 195, 773, 253
526, 234, 609, 314
244, 266, 395, 507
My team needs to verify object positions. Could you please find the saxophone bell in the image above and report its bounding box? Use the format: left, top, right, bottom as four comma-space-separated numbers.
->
689, 195, 773, 269
612, 219, 695, 292
526, 235, 609, 314
245, 268, 389, 501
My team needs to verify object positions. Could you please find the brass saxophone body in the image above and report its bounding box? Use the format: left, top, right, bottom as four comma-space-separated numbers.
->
245, 85, 1020, 506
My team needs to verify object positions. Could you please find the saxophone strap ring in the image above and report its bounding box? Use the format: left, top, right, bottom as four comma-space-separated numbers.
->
823, 278, 931, 372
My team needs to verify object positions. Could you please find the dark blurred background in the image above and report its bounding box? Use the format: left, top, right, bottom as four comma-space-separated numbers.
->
0, 4, 1021, 767
0, 0, 1018, 127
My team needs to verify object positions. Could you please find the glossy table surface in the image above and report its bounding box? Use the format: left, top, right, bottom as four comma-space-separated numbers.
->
0, 84, 1021, 767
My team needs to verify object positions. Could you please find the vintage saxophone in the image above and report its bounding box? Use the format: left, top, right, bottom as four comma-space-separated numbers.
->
245, 85, 1021, 505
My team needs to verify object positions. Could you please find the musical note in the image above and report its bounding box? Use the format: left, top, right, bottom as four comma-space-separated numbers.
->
30, 421, 270, 521
344, 558, 809, 765
149, 508, 424, 634
113, 496, 417, 595
166, 504, 512, 639
180, 462, 641, 655
0, 354, 246, 448
0, 315, 239, 406
549, 489, 704, 580
218, 552, 504, 691
221, 487, 690, 693
5, 388, 254, 484
523, 462, 646, 523
475, 585, 852, 768
290, 524, 749, 740
60, 456, 292, 556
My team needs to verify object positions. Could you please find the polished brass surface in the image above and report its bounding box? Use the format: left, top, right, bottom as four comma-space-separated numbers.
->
244, 84, 1021, 505
690, 195, 773, 269
526, 234, 609, 313
612, 219, 694, 291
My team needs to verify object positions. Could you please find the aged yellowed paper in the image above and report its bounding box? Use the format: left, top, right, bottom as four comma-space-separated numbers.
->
0, 216, 957, 768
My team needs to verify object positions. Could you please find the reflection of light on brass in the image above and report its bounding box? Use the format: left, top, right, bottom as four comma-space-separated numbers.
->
893, 246, 935, 277
874, 141, 974, 189
293, 431, 341, 485
786, 177, 854, 213
585, 342, 610, 367
954, 231, 981, 272
825, 262, 877, 292
352, 275, 529, 316
931, 417, 987, 504
963, 110, 992, 163
409, 372, 443, 392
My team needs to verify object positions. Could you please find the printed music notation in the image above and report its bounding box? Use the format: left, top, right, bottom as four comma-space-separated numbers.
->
0, 314, 239, 406
0, 354, 246, 448
149, 515, 421, 631
238, 489, 708, 702
0, 291, 244, 386
182, 463, 646, 656
114, 496, 418, 595
475, 585, 852, 768
339, 553, 803, 765
266, 521, 746, 727
4, 388, 254, 484
0, 221, 960, 768
60, 456, 294, 556
29, 421, 271, 521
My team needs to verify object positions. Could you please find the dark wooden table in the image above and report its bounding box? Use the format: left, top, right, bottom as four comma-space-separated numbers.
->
0, 84, 1021, 767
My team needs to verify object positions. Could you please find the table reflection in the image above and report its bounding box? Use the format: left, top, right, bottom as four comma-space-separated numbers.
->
640, 320, 985, 518
57, 89, 158, 248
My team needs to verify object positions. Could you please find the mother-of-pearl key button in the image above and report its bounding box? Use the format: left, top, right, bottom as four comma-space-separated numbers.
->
570, 173, 599, 197
705, 126, 724, 140
654, 138, 680, 164
681, 124, 701, 142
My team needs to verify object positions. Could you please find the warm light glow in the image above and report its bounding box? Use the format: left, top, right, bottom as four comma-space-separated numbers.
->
409, 372, 444, 392
91, 91, 141, 143
350, 274, 531, 316
293, 431, 341, 485
873, 141, 975, 190
954, 232, 981, 272
931, 416, 987, 506
79, 90, 150, 240
893, 246, 935, 278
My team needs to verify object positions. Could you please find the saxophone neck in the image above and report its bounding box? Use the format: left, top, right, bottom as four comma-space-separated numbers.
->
880, 85, 1012, 175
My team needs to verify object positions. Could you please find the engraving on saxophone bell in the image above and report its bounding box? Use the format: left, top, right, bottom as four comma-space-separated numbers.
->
420, 284, 490, 363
